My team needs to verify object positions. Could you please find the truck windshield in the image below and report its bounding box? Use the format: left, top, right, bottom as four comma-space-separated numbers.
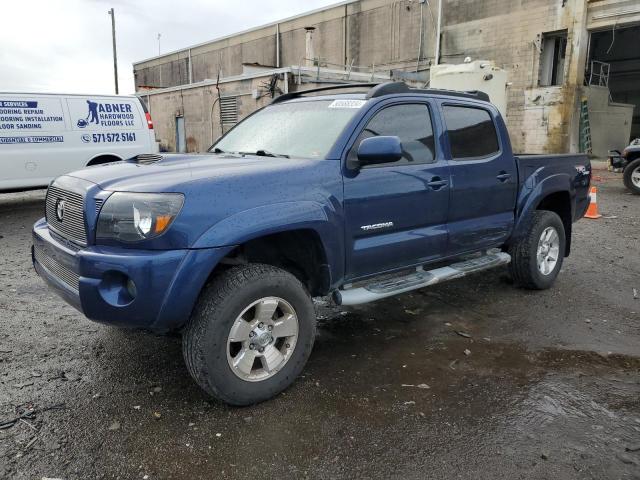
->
210, 99, 364, 159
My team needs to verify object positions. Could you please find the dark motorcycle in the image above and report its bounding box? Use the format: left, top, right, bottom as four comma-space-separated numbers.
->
609, 138, 640, 195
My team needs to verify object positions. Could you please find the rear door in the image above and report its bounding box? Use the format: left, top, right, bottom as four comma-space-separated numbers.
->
441, 103, 517, 255
343, 100, 450, 279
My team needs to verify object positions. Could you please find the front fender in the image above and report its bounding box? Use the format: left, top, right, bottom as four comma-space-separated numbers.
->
192, 201, 345, 286
512, 171, 574, 241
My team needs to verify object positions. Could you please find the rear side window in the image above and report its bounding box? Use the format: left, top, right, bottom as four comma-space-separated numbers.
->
443, 105, 499, 159
349, 103, 436, 166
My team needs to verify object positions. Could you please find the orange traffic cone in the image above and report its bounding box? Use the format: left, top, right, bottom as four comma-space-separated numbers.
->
584, 186, 602, 219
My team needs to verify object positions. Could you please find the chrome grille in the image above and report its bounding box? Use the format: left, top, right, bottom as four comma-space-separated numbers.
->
46, 185, 87, 245
33, 244, 79, 292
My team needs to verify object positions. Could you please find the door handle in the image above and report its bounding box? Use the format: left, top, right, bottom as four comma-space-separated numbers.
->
496, 172, 512, 182
427, 177, 448, 190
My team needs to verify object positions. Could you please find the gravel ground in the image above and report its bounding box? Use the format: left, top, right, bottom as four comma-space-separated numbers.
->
0, 168, 639, 479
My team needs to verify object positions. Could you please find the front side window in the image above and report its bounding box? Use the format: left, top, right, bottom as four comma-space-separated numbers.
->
443, 105, 499, 159
349, 103, 436, 166
211, 99, 362, 159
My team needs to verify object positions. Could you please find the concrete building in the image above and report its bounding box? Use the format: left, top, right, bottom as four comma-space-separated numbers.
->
133, 0, 640, 156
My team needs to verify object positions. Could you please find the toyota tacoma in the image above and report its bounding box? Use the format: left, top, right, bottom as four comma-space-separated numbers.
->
32, 82, 592, 405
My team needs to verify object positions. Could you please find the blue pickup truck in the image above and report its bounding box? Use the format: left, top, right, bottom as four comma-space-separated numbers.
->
33, 82, 591, 405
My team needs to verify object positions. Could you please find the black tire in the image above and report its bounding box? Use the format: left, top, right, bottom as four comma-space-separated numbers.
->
182, 264, 316, 406
623, 158, 640, 195
508, 210, 566, 290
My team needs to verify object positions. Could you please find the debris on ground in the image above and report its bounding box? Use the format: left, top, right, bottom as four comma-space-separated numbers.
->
108, 421, 120, 431
455, 331, 472, 338
617, 453, 638, 465
0, 403, 64, 430
153, 412, 162, 420
24, 435, 39, 451
464, 349, 471, 356
13, 381, 34, 389
633, 288, 638, 300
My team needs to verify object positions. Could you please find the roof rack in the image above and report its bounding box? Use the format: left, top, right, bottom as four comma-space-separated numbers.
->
271, 83, 379, 104
270, 81, 490, 104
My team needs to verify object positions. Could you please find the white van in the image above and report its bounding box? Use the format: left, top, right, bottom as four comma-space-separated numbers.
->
0, 93, 158, 191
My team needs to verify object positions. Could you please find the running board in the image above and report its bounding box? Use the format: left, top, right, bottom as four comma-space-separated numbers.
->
334, 251, 511, 306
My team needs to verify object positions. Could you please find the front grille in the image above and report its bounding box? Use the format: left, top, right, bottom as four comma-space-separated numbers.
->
33, 244, 79, 292
46, 185, 87, 245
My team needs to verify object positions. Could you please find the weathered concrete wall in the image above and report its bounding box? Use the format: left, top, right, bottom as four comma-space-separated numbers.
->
143, 75, 286, 153
134, 0, 440, 88
134, 0, 638, 154
441, 0, 590, 153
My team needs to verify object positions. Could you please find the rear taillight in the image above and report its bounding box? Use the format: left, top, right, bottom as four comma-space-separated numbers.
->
145, 112, 154, 130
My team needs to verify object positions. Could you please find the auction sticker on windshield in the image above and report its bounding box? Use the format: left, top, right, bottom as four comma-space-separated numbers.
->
328, 99, 366, 109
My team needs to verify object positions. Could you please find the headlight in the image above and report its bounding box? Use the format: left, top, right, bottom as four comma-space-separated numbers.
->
96, 192, 184, 242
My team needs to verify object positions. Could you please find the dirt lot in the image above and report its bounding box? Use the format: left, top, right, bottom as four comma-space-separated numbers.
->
1, 168, 639, 480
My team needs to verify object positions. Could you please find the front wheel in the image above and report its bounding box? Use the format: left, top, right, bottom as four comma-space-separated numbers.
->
623, 158, 640, 195
182, 264, 316, 406
508, 210, 566, 290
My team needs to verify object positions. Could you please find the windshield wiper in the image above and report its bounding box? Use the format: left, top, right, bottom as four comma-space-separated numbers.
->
210, 147, 243, 157
241, 149, 289, 158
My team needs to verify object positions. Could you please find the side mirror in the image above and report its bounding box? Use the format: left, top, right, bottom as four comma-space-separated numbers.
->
356, 136, 402, 167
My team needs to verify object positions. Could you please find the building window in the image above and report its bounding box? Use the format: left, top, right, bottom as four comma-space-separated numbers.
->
220, 96, 239, 126
539, 31, 567, 86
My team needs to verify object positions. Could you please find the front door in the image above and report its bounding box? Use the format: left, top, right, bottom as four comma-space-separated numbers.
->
440, 103, 518, 255
343, 101, 450, 280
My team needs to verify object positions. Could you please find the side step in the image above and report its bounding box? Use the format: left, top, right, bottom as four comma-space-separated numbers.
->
334, 251, 511, 306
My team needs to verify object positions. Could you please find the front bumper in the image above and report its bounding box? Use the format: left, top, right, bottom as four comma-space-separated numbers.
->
32, 218, 233, 331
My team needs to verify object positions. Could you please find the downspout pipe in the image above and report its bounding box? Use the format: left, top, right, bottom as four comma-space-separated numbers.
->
276, 23, 280, 68
435, 0, 443, 65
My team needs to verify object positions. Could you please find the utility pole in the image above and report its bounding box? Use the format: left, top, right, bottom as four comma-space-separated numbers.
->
157, 33, 162, 56
108, 8, 119, 94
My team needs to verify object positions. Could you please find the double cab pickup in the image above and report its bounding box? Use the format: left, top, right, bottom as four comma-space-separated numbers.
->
33, 82, 591, 405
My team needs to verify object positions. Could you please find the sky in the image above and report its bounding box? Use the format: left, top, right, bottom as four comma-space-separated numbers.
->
0, 0, 339, 95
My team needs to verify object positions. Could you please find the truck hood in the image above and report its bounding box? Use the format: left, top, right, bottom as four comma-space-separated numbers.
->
67, 153, 316, 192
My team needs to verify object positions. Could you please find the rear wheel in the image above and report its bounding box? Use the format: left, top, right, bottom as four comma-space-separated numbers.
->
623, 158, 640, 195
182, 264, 316, 406
508, 210, 566, 290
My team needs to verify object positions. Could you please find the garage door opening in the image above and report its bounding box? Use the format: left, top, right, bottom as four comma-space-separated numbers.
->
588, 24, 640, 141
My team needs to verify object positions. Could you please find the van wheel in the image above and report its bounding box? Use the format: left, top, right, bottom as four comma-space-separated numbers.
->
623, 158, 640, 195
508, 211, 565, 290
182, 264, 316, 406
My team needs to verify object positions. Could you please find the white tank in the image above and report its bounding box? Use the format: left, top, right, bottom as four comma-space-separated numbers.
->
430, 60, 508, 121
